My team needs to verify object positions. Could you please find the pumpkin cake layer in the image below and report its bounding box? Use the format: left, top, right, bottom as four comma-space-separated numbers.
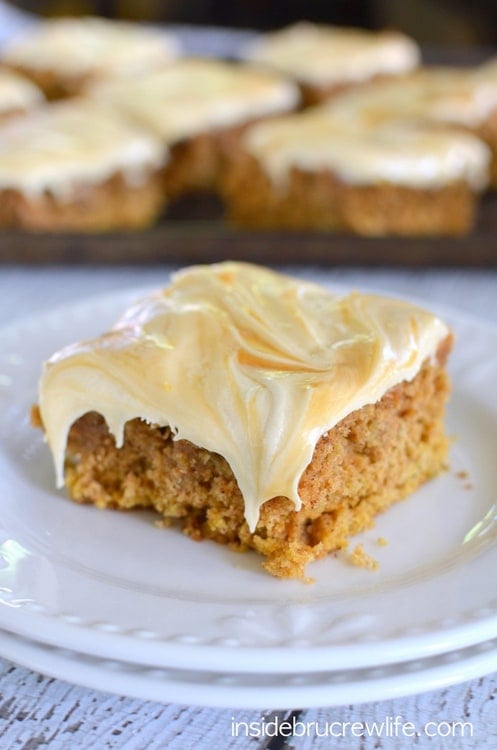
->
50, 344, 450, 581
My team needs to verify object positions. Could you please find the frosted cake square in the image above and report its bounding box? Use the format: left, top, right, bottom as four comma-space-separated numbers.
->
34, 263, 452, 580
222, 109, 489, 235
88, 59, 299, 198
0, 100, 168, 232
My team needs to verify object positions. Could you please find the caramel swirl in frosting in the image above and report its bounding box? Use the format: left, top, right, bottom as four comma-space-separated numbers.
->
39, 263, 449, 531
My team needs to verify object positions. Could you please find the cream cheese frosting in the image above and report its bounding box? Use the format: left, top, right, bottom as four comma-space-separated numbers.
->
2, 17, 180, 78
242, 22, 420, 86
325, 66, 497, 129
243, 109, 490, 189
38, 262, 449, 532
0, 100, 167, 199
88, 59, 299, 144
0, 69, 43, 114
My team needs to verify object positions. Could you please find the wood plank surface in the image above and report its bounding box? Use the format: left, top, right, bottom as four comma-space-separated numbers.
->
1, 657, 496, 749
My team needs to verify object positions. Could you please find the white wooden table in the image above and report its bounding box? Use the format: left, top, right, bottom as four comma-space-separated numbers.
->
0, 264, 496, 749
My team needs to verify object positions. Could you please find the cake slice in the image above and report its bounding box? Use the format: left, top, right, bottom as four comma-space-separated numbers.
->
35, 263, 452, 580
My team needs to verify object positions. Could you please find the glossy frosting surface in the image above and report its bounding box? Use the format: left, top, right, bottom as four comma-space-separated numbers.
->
89, 59, 299, 143
244, 109, 490, 189
0, 100, 167, 197
3, 17, 180, 77
326, 65, 497, 128
243, 22, 420, 85
39, 263, 449, 531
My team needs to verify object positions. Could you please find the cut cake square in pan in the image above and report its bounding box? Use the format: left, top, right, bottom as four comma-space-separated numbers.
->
87, 59, 299, 198
221, 110, 490, 235
0, 100, 168, 232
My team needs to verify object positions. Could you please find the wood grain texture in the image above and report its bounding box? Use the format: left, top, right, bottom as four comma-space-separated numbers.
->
0, 658, 496, 749
0, 658, 270, 750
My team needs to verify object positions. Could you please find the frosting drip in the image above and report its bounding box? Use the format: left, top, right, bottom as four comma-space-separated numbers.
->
2, 17, 180, 77
39, 263, 449, 532
242, 22, 420, 86
244, 109, 490, 189
0, 100, 167, 198
0, 69, 43, 113
88, 59, 299, 143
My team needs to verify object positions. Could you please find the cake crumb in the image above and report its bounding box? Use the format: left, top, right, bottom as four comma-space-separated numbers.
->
154, 518, 173, 529
455, 469, 473, 490
348, 544, 379, 571
377, 536, 388, 547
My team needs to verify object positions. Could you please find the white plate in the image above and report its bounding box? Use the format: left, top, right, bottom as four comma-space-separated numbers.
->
2, 627, 497, 709
1, 286, 497, 674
